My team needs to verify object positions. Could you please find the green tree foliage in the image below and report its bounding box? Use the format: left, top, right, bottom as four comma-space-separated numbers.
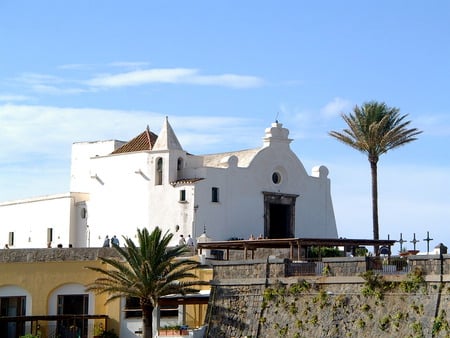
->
329, 101, 422, 254
86, 227, 206, 338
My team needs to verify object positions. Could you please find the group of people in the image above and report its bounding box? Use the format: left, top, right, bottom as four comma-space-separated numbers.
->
103, 235, 120, 247
103, 233, 193, 248
179, 234, 194, 247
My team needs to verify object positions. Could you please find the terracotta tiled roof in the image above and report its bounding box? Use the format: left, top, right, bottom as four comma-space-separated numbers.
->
111, 126, 158, 154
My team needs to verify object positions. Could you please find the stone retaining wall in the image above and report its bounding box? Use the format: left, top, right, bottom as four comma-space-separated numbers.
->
205, 256, 450, 337
0, 247, 122, 263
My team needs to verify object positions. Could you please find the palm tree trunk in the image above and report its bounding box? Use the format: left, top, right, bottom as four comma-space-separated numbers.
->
370, 157, 380, 255
142, 303, 154, 338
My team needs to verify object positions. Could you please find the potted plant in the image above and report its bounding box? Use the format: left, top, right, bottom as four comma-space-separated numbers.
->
94, 323, 104, 338
93, 326, 118, 338
159, 325, 189, 336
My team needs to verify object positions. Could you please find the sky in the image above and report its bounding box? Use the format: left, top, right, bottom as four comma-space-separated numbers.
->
1, 1, 449, 253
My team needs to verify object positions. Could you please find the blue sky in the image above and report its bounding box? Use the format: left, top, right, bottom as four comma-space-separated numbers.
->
1, 1, 449, 253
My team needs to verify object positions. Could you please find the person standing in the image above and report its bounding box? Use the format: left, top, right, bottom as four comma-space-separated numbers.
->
178, 234, 186, 246
186, 235, 194, 247
111, 235, 120, 246
103, 235, 110, 247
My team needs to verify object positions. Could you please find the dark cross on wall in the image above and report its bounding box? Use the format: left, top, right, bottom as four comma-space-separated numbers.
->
423, 231, 433, 254
410, 233, 420, 251
398, 233, 407, 252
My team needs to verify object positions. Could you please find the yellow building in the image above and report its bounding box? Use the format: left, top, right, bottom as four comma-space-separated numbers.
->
0, 247, 211, 338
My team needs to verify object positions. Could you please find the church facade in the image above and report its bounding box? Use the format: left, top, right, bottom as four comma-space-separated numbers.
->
1, 118, 338, 248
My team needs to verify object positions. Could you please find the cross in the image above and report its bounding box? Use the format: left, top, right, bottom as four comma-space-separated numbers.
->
410, 233, 420, 251
398, 233, 406, 252
423, 231, 433, 255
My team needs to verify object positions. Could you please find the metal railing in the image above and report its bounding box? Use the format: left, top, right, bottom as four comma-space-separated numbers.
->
286, 259, 324, 276
285, 256, 415, 277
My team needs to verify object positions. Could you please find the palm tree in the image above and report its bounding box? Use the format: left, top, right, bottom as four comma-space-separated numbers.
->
329, 101, 422, 254
86, 227, 206, 338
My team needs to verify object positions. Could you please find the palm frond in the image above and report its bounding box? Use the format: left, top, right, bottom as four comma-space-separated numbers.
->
329, 101, 422, 161
85, 226, 206, 309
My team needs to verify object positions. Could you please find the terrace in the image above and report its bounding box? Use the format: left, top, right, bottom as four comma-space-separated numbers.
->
197, 237, 450, 278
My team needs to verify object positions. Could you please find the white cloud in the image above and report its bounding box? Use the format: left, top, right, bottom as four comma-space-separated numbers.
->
87, 68, 195, 87
320, 97, 352, 118
16, 72, 88, 95
57, 63, 95, 70
58, 62, 150, 70
187, 73, 265, 88
278, 103, 331, 140
11, 66, 265, 96
32, 84, 88, 95
18, 72, 65, 85
0, 104, 261, 161
0, 103, 264, 201
108, 61, 151, 69
87, 68, 265, 89
0, 94, 31, 102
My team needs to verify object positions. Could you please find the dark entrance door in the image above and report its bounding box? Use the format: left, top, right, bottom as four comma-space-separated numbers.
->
269, 204, 291, 238
57, 294, 88, 338
263, 192, 298, 239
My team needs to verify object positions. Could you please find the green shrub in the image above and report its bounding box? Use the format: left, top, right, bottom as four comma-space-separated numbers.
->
400, 267, 425, 293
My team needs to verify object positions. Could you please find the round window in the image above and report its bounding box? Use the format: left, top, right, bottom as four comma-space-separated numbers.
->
272, 172, 281, 184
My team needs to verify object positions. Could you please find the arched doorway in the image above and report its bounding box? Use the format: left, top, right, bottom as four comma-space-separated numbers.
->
49, 284, 94, 338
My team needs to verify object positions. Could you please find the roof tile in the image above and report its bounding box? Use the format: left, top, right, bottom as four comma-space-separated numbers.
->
111, 126, 158, 154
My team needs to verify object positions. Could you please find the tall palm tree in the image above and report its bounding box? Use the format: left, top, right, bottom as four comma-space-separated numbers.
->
86, 227, 206, 338
329, 101, 422, 254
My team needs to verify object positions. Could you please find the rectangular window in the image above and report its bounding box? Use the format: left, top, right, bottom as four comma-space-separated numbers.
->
179, 189, 186, 202
124, 297, 178, 319
0, 296, 26, 316
8, 232, 14, 246
47, 228, 53, 243
212, 187, 219, 203
124, 297, 141, 318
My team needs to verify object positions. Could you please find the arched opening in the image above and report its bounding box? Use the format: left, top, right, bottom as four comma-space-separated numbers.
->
177, 157, 184, 180
0, 285, 32, 336
156, 158, 163, 185
48, 284, 94, 338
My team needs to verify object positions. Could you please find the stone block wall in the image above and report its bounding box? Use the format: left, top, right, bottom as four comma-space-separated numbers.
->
322, 256, 367, 276
205, 256, 450, 338
0, 247, 122, 263
409, 254, 450, 275
211, 258, 287, 280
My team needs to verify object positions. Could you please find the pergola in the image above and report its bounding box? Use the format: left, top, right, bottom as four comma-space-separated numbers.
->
197, 237, 396, 260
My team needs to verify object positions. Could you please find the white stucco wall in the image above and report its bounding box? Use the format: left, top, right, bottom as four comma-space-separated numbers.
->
85, 149, 196, 247
0, 120, 338, 248
86, 152, 152, 247
0, 194, 77, 248
71, 140, 125, 194
190, 144, 338, 241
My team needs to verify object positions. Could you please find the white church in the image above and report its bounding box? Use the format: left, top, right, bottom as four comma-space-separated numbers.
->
0, 118, 338, 249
